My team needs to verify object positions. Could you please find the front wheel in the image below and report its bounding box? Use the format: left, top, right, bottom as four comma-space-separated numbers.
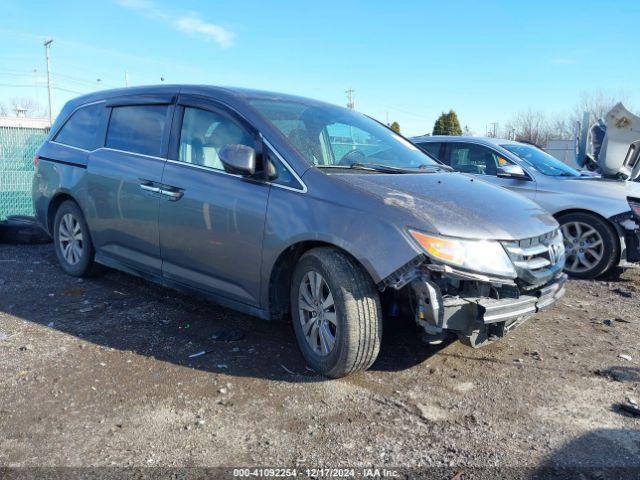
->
290, 248, 382, 378
558, 212, 619, 279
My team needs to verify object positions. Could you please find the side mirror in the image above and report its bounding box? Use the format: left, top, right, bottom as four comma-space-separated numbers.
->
497, 164, 529, 180
219, 144, 256, 176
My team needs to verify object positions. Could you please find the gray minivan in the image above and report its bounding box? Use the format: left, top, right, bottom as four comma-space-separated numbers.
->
33, 85, 566, 377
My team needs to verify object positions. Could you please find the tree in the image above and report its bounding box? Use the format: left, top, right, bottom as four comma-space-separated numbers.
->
549, 116, 574, 140
390, 121, 400, 133
432, 110, 463, 136
505, 109, 550, 147
0, 103, 7, 116
9, 97, 45, 117
570, 89, 629, 126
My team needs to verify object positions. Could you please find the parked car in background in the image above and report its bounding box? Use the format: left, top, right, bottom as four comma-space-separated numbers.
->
33, 86, 566, 377
411, 136, 640, 279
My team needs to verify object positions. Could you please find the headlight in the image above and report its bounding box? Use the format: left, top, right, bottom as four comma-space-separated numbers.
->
409, 229, 517, 278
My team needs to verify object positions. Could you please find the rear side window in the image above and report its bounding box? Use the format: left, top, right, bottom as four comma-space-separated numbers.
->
53, 103, 104, 150
106, 105, 169, 157
417, 142, 442, 160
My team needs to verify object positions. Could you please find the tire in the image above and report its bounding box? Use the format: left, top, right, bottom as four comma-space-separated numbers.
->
557, 212, 619, 279
290, 247, 382, 378
0, 216, 52, 244
53, 200, 100, 277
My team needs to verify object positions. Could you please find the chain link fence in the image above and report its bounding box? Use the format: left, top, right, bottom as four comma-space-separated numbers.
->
0, 125, 49, 220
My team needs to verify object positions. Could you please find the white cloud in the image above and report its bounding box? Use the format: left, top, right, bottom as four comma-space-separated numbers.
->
175, 14, 234, 48
115, 0, 234, 48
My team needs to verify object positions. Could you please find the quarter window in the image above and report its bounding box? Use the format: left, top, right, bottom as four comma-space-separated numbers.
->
54, 103, 104, 150
178, 107, 255, 172
417, 142, 442, 160
106, 105, 169, 157
265, 149, 302, 190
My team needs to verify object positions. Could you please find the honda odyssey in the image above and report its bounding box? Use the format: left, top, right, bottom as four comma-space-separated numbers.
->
33, 86, 566, 377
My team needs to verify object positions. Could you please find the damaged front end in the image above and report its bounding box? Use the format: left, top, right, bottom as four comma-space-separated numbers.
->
610, 199, 640, 265
380, 229, 567, 347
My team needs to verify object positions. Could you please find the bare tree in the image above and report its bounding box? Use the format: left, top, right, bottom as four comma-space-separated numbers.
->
505, 109, 550, 147
570, 88, 631, 125
0, 103, 7, 116
9, 97, 45, 117
549, 116, 575, 140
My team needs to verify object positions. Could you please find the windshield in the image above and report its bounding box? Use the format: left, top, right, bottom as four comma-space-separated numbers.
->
249, 98, 440, 171
501, 144, 580, 177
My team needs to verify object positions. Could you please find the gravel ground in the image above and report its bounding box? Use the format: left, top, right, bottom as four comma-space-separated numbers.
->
0, 243, 639, 477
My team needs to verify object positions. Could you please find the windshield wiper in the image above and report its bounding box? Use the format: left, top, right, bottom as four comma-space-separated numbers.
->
349, 163, 408, 173
317, 163, 405, 173
417, 164, 453, 172
318, 163, 447, 174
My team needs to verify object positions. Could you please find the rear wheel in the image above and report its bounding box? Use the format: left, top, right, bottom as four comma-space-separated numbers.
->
53, 201, 99, 277
558, 212, 619, 279
290, 248, 382, 378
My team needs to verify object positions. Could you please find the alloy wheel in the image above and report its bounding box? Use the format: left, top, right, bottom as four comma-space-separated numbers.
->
298, 270, 337, 356
58, 213, 84, 265
561, 221, 604, 274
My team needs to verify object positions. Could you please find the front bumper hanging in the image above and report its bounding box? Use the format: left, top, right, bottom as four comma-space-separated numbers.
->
411, 272, 567, 348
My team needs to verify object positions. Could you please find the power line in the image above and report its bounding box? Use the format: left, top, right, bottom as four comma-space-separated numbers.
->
52, 86, 85, 95
0, 83, 43, 88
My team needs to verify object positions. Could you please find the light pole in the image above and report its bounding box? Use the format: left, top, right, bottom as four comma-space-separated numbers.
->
44, 39, 53, 126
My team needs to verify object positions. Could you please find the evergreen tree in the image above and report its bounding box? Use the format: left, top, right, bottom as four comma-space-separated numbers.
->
432, 110, 463, 135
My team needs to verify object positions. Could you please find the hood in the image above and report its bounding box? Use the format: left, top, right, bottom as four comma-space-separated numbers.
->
333, 172, 558, 241
559, 176, 640, 200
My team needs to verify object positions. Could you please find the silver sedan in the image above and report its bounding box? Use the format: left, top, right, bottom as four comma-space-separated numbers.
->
411, 136, 640, 279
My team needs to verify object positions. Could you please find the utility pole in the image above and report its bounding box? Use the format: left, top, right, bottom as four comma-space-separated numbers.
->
44, 39, 53, 126
124, 71, 129, 87
345, 88, 355, 110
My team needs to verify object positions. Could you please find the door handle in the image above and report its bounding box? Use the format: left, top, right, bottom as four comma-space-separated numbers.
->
140, 183, 161, 193
159, 188, 184, 200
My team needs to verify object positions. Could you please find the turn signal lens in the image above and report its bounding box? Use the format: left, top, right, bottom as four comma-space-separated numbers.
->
409, 231, 465, 264
34, 155, 39, 167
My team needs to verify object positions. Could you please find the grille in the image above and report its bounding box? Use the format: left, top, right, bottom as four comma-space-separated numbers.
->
502, 229, 565, 287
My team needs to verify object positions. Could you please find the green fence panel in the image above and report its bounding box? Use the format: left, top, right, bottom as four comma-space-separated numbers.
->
0, 126, 49, 220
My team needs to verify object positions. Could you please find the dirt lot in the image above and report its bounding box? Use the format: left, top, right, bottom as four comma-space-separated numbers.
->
1, 243, 639, 476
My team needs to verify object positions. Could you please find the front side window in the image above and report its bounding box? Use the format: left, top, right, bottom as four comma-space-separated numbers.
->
54, 103, 104, 150
106, 105, 169, 157
249, 99, 438, 171
501, 144, 580, 177
178, 107, 255, 171
448, 143, 507, 176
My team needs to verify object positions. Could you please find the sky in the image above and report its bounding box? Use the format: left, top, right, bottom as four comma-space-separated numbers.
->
0, 0, 638, 136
